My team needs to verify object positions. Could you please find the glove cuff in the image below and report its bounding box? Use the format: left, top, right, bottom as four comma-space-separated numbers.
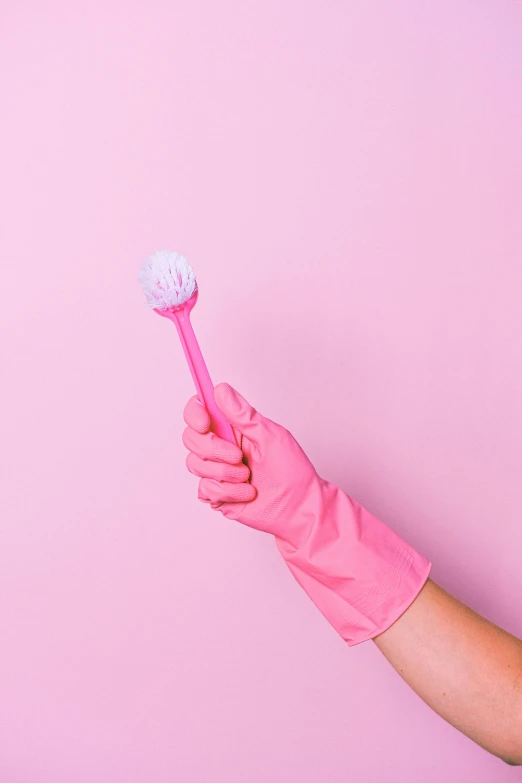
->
275, 481, 431, 646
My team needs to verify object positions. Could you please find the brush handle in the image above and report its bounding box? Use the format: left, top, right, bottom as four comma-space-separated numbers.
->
170, 308, 236, 445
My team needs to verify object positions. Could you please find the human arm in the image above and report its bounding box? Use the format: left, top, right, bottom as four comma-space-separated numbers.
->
374, 578, 522, 765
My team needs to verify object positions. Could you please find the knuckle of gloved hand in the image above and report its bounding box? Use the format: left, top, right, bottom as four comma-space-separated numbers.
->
182, 425, 196, 451
186, 452, 199, 475
187, 428, 211, 460
201, 477, 221, 501
198, 478, 210, 501
183, 412, 199, 432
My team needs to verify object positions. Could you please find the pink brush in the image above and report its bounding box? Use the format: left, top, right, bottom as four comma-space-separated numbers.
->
139, 249, 236, 445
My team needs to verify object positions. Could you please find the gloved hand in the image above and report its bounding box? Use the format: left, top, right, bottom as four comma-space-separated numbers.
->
182, 382, 432, 645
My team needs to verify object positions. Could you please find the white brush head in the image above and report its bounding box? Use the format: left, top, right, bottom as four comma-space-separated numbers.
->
139, 249, 197, 309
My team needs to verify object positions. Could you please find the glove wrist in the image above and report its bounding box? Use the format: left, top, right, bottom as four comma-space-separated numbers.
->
275, 481, 432, 645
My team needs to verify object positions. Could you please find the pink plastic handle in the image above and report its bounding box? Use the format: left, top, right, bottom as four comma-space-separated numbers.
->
158, 299, 236, 445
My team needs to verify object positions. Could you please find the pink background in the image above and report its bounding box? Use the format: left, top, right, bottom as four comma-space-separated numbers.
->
1, 1, 521, 780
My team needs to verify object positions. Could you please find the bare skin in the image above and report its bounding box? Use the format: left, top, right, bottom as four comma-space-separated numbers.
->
373, 579, 522, 765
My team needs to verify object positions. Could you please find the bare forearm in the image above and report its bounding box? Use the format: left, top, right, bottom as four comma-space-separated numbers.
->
374, 579, 522, 764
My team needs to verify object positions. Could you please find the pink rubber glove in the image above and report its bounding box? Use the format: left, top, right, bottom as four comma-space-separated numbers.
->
183, 383, 432, 646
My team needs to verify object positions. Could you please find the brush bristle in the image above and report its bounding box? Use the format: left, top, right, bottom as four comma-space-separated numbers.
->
139, 249, 197, 309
